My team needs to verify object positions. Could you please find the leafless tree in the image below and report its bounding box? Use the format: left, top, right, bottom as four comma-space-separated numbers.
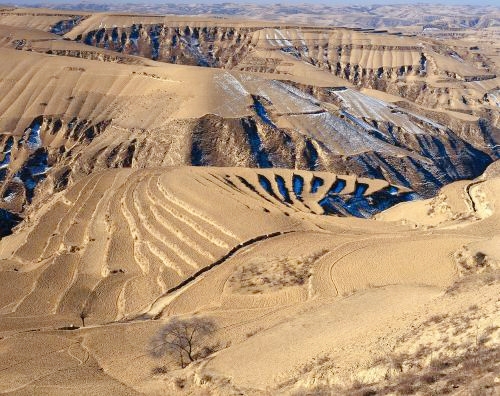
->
150, 316, 217, 368
79, 309, 88, 327
79, 299, 90, 327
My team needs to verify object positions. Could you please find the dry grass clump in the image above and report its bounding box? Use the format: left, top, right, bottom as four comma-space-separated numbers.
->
246, 327, 263, 338
298, 345, 500, 396
289, 272, 499, 396
342, 301, 500, 395
446, 268, 500, 295
381, 345, 499, 395
277, 354, 333, 391
228, 250, 327, 294
453, 246, 498, 277
426, 193, 452, 217
423, 313, 449, 326
174, 377, 186, 389
151, 365, 169, 375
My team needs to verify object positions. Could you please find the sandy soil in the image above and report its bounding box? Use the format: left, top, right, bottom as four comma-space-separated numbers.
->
0, 7, 498, 395
0, 164, 498, 394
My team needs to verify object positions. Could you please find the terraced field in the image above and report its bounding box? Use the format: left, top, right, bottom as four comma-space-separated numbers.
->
0, 167, 412, 325
0, 163, 498, 394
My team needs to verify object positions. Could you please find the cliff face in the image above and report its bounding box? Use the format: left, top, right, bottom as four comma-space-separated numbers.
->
77, 25, 495, 92
80, 24, 256, 68
71, 22, 499, 133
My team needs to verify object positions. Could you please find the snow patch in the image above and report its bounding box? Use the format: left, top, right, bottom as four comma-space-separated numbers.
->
24, 123, 42, 150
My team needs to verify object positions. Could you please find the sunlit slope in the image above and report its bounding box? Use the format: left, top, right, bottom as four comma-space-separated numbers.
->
0, 8, 498, 394
0, 166, 412, 327
148, 165, 500, 391
0, 165, 498, 394
0, 47, 251, 135
378, 161, 500, 229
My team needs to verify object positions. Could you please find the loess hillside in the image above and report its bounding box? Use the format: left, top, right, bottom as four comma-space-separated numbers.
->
0, 163, 498, 394
0, 6, 498, 396
0, 10, 498, 217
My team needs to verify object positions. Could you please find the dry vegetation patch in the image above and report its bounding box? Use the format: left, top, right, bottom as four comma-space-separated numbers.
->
447, 267, 500, 295
285, 268, 500, 395
453, 245, 499, 277
228, 250, 328, 294
344, 345, 500, 396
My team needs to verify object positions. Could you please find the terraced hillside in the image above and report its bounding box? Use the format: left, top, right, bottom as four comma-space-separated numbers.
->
0, 167, 413, 325
0, 6, 498, 396
0, 163, 498, 394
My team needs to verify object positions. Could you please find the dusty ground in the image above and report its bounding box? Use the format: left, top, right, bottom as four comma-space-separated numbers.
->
0, 164, 498, 394
0, 6, 498, 395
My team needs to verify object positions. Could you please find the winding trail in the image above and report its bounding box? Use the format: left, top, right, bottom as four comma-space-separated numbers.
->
465, 180, 484, 213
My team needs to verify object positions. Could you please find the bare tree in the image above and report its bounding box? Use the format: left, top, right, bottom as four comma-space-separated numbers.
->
150, 316, 217, 368
79, 299, 91, 327
79, 309, 88, 327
